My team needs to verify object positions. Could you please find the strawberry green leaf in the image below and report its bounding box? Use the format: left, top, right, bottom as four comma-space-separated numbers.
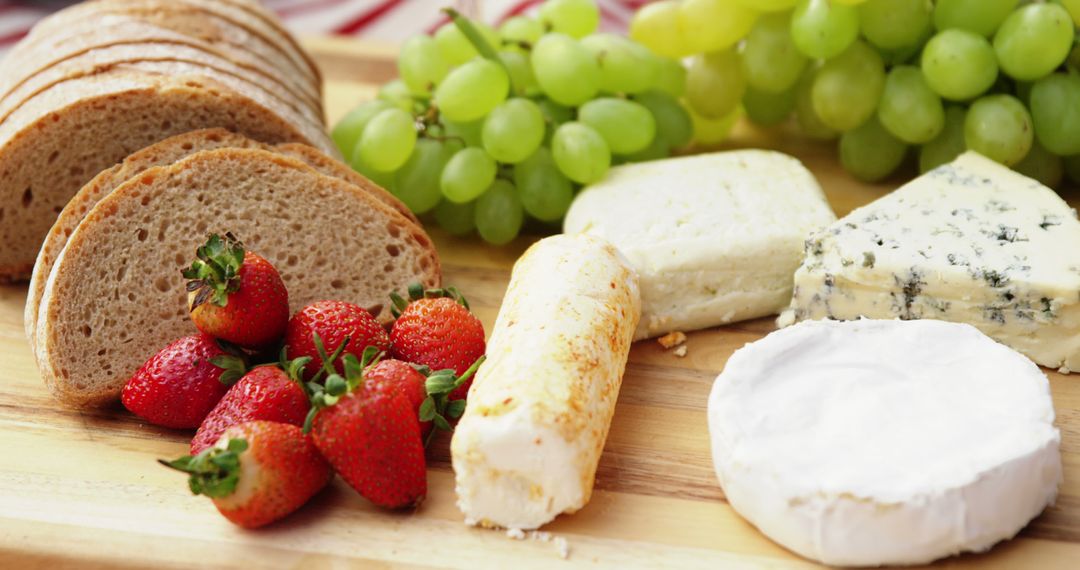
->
432, 415, 452, 432
446, 399, 467, 419
425, 374, 456, 395
419, 396, 437, 422
181, 233, 246, 310
158, 438, 248, 498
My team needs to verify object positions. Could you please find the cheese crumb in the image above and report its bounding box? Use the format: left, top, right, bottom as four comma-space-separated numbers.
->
673, 345, 688, 358
529, 531, 552, 542
554, 536, 570, 559
506, 528, 525, 540
1059, 366, 1071, 375
657, 331, 687, 349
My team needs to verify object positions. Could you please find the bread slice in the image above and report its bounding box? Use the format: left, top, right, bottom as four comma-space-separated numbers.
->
0, 70, 335, 280
35, 147, 440, 406
0, 46, 324, 128
0, 12, 321, 114
216, 0, 324, 88
12, 0, 318, 87
25, 129, 418, 346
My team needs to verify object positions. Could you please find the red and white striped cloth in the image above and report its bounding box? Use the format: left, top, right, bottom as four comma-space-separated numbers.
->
0, 0, 652, 58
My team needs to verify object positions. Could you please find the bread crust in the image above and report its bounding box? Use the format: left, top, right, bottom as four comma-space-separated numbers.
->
0, 48, 324, 129
0, 9, 321, 115
35, 147, 439, 407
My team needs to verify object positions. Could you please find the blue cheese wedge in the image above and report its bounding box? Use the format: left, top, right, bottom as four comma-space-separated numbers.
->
781, 151, 1080, 370
564, 150, 836, 340
451, 234, 641, 530
709, 319, 1061, 567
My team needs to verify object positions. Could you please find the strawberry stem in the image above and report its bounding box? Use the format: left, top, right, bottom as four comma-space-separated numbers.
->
159, 438, 248, 498
182, 233, 245, 310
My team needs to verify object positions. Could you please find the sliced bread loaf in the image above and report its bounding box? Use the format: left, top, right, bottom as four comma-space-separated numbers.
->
34, 147, 439, 406
0, 12, 321, 114
0, 47, 323, 128
13, 1, 317, 87
25, 129, 418, 345
0, 70, 335, 280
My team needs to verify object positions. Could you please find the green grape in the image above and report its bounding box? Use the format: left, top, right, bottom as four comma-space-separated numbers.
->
539, 0, 600, 39
1065, 154, 1080, 184
332, 100, 393, 158
629, 0, 694, 59
537, 98, 574, 144
578, 98, 657, 155
531, 33, 600, 106
620, 134, 670, 163
434, 21, 500, 66
433, 199, 476, 236
1014, 140, 1064, 188
791, 0, 860, 60
634, 90, 693, 148
919, 106, 967, 173
795, 66, 838, 140
993, 4, 1075, 82
653, 57, 687, 98
933, 0, 1017, 36
1061, 0, 1080, 26
356, 108, 417, 172
743, 85, 796, 126
877, 21, 932, 65
689, 105, 741, 144
482, 98, 545, 163
736, 0, 796, 11
811, 40, 885, 132
878, 66, 944, 144
351, 156, 397, 193
964, 94, 1033, 166
499, 50, 538, 96
394, 138, 459, 215
839, 116, 908, 182
435, 59, 510, 122
475, 179, 524, 245
679, 0, 759, 54
377, 79, 414, 111
514, 148, 575, 222
857, 0, 931, 50
833, 0, 868, 4
500, 16, 544, 48
398, 35, 449, 95
581, 33, 659, 95
1029, 73, 1080, 156
686, 50, 745, 119
551, 122, 611, 184
441, 147, 497, 203
443, 119, 483, 147
741, 12, 807, 94
921, 30, 998, 101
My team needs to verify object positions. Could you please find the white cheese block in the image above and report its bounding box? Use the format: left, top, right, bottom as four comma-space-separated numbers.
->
451, 234, 641, 530
708, 319, 1061, 567
564, 150, 836, 340
781, 151, 1080, 370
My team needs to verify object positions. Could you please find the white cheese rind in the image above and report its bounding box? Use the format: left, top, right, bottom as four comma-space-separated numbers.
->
564, 150, 835, 340
451, 234, 641, 530
708, 319, 1061, 567
782, 151, 1080, 369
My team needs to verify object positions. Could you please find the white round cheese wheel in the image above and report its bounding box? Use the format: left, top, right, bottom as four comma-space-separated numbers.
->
707, 319, 1061, 567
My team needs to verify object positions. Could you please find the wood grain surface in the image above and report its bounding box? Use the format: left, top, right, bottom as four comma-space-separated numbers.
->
2, 36, 1079, 569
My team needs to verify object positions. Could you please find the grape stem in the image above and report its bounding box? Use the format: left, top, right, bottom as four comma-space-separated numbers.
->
442, 7, 518, 93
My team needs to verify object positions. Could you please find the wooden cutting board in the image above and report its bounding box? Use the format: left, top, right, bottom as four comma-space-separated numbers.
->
1, 37, 1079, 569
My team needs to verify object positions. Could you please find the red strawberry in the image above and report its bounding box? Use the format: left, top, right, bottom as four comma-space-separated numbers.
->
190, 358, 311, 455
305, 353, 427, 508
122, 334, 246, 429
285, 300, 390, 379
389, 285, 485, 400
184, 233, 289, 350
365, 359, 430, 437
161, 421, 331, 529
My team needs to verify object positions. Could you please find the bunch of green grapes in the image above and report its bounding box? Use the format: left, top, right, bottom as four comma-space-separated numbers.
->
332, 0, 726, 245
632, 0, 1080, 188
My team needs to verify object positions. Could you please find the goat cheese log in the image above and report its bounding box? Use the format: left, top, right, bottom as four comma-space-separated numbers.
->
451, 234, 641, 530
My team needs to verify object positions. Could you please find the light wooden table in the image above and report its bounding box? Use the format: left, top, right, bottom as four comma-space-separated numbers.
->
1, 37, 1078, 569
